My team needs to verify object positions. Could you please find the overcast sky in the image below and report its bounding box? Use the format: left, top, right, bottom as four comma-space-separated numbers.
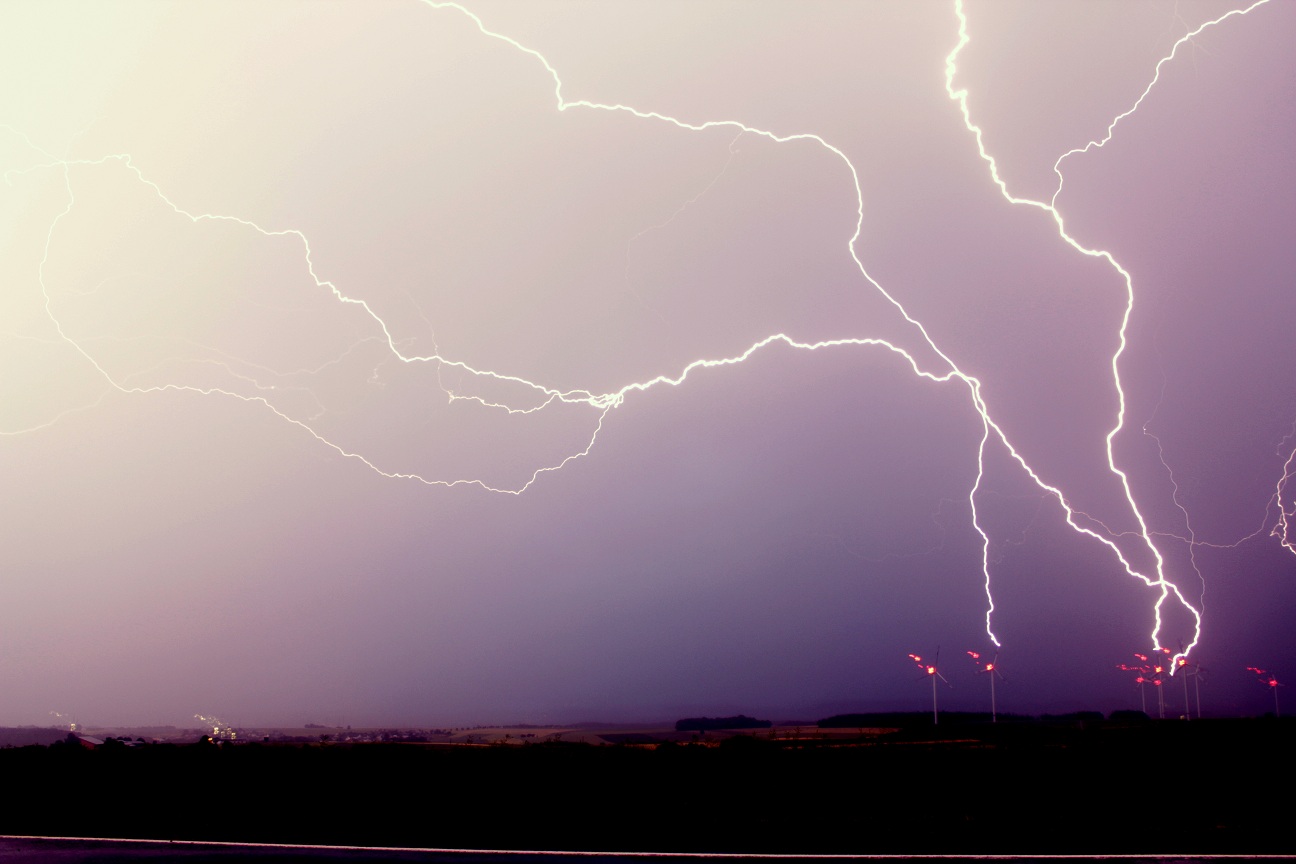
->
1, 0, 1293, 728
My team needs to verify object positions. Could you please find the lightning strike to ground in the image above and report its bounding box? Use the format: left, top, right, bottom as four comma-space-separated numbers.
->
3, 0, 1287, 693
946, 0, 1278, 669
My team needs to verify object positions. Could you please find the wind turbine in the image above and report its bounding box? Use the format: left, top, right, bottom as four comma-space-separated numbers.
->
1174, 649, 1193, 720
909, 650, 949, 725
1130, 647, 1174, 719
967, 650, 1005, 722
1247, 666, 1283, 717
1150, 649, 1171, 719
1186, 662, 1207, 719
1118, 653, 1153, 715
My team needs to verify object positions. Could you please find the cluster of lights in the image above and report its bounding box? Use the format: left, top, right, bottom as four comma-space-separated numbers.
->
194, 713, 236, 741
908, 653, 940, 678
1246, 667, 1283, 717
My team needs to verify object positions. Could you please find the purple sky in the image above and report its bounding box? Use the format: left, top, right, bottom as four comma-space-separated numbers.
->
1, 0, 1293, 727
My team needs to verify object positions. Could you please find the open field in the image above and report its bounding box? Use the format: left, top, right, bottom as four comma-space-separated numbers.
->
59, 722, 878, 747
2, 717, 1290, 856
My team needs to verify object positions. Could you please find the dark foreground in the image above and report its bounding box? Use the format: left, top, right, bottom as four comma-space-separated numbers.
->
0, 839, 1271, 864
1, 718, 1290, 856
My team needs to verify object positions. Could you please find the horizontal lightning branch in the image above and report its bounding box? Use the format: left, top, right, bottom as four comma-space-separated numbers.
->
9, 0, 1280, 670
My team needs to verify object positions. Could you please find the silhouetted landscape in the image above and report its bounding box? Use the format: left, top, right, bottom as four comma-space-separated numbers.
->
2, 715, 1290, 856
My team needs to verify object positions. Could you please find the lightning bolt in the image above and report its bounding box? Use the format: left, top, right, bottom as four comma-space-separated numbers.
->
947, 0, 1278, 669
1136, 421, 1296, 556
5, 1, 1284, 680
420, 0, 1018, 647
1270, 428, 1296, 557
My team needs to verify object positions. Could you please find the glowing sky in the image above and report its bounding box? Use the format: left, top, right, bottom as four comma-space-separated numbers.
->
2, 0, 1293, 727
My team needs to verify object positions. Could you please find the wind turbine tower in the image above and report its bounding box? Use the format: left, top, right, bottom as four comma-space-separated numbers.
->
968, 650, 1004, 722
909, 650, 949, 725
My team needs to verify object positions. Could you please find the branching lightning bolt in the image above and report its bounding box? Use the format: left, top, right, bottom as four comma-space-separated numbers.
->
1271, 442, 1296, 557
948, 0, 1276, 669
5, 1, 1283, 673
1142, 421, 1296, 555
